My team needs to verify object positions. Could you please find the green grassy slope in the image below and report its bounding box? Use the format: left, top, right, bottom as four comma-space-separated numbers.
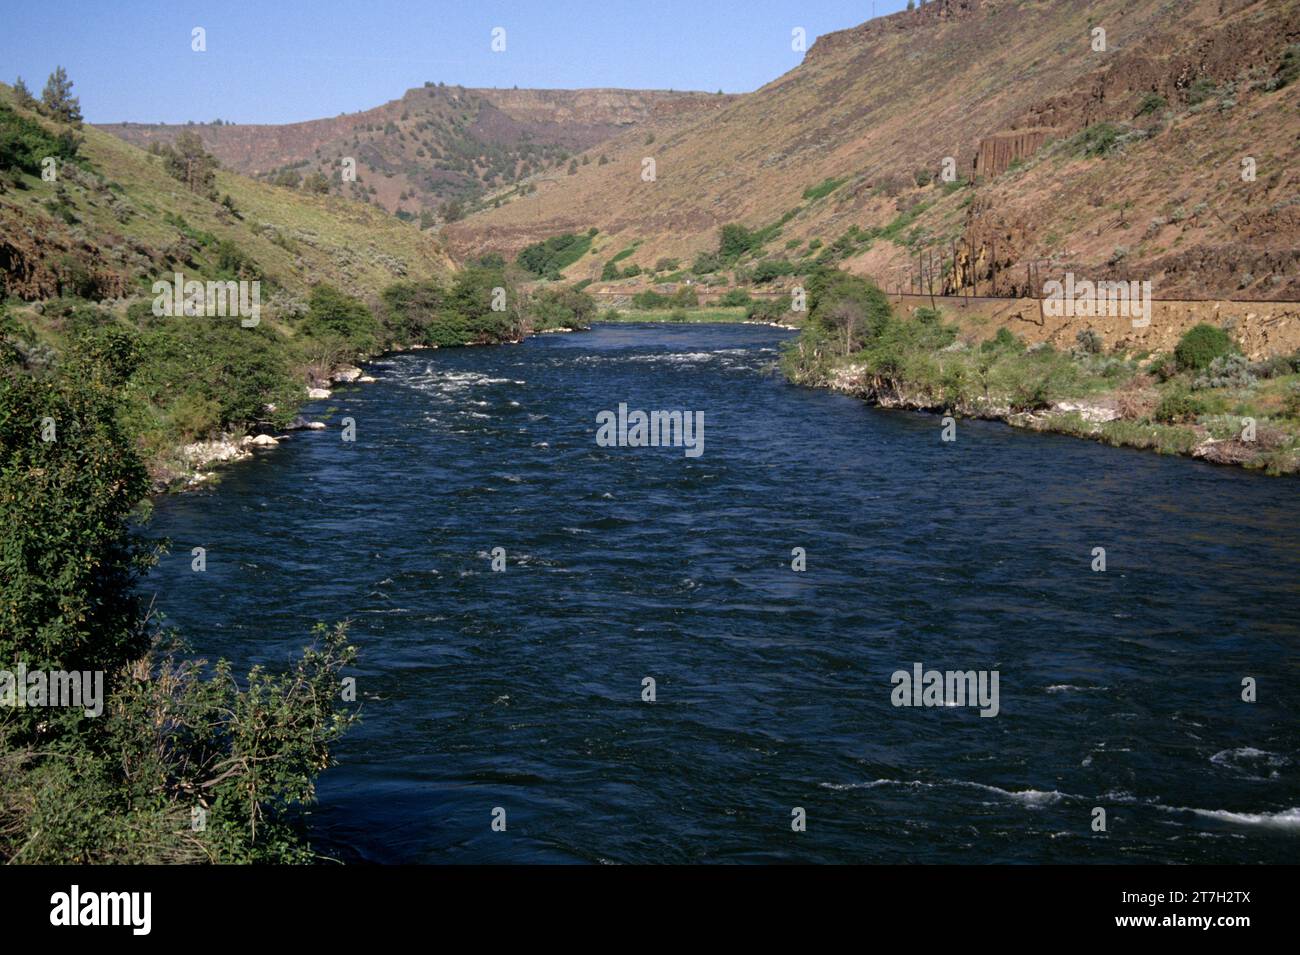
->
0, 82, 454, 310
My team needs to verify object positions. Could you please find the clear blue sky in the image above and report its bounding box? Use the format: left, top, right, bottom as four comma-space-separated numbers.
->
2, 0, 908, 124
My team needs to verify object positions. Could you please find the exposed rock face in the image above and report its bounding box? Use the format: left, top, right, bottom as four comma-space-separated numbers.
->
972, 129, 1052, 179
0, 206, 133, 301
447, 0, 1300, 304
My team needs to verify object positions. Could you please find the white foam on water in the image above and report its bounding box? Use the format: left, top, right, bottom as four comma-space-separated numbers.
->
1187, 807, 1300, 830
1045, 684, 1108, 693
819, 778, 1067, 808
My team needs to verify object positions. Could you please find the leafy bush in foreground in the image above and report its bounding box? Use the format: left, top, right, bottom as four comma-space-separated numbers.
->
0, 353, 357, 863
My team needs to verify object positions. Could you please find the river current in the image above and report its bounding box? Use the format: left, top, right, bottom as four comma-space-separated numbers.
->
147, 323, 1300, 863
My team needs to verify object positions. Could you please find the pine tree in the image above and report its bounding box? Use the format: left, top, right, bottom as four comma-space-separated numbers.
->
40, 66, 83, 125
13, 76, 37, 109
161, 130, 218, 195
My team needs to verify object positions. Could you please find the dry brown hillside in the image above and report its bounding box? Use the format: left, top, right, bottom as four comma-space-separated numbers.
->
100, 86, 726, 220
444, 0, 1300, 302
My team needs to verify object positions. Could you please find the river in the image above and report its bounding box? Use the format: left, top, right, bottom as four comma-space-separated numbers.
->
146, 322, 1300, 863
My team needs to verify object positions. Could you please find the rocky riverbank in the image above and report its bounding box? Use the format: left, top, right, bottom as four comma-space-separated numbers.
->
821, 361, 1300, 475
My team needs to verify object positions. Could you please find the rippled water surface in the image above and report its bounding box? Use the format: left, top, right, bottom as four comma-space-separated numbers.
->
147, 323, 1300, 863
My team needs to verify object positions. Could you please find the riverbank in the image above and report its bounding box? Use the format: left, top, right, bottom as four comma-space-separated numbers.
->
819, 361, 1300, 473
781, 274, 1300, 475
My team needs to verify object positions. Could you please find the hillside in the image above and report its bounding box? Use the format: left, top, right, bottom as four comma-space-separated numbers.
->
100, 86, 726, 222
1, 84, 455, 307
443, 0, 1300, 303
1, 82, 577, 486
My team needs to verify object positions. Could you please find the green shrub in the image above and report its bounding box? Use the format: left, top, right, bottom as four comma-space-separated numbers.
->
301, 284, 380, 354
802, 177, 846, 201
747, 298, 788, 323
719, 289, 752, 307
1154, 389, 1206, 423
1185, 77, 1219, 106
0, 103, 80, 175
631, 289, 669, 310
527, 285, 596, 331
807, 270, 894, 354
0, 365, 152, 741
1174, 323, 1234, 371
132, 320, 299, 433
1136, 92, 1167, 116
719, 224, 759, 261
516, 232, 594, 278
752, 258, 798, 283
691, 250, 723, 274
381, 279, 448, 345
981, 327, 1026, 355
1072, 122, 1125, 157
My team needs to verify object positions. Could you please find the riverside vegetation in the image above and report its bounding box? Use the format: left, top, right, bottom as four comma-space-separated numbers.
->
0, 71, 595, 863
781, 269, 1300, 475
1, 79, 596, 486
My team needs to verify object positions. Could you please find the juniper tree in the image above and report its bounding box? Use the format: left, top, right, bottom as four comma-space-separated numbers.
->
40, 66, 82, 125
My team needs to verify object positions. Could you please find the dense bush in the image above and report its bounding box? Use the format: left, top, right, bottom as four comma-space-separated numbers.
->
301, 284, 381, 354
751, 258, 798, 283
381, 279, 448, 345
130, 318, 300, 435
1154, 389, 1206, 423
1284, 384, 1300, 419
1174, 323, 1234, 371
0, 103, 80, 175
1, 350, 358, 862
802, 177, 846, 201
746, 298, 789, 323
807, 269, 894, 354
1135, 92, 1167, 116
516, 230, 595, 279
1263, 44, 1300, 91
691, 250, 723, 274
442, 266, 522, 344
631, 289, 669, 310
527, 285, 596, 331
0, 360, 153, 741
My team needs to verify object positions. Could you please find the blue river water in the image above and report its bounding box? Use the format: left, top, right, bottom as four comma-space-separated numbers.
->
146, 323, 1299, 863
